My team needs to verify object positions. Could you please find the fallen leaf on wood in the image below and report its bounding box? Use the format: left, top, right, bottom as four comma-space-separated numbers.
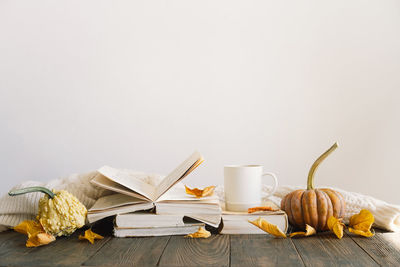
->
185, 185, 215, 198
14, 220, 56, 247
348, 227, 375, 237
248, 206, 279, 213
14, 220, 43, 236
289, 224, 316, 238
185, 227, 211, 238
327, 216, 345, 239
249, 217, 286, 238
348, 209, 375, 237
26, 232, 56, 247
79, 229, 104, 244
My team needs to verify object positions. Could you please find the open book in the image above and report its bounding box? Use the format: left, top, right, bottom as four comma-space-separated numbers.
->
91, 151, 204, 202
88, 151, 221, 227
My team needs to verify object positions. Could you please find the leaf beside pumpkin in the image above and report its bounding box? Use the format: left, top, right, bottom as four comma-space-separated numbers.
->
185, 185, 215, 198
348, 209, 375, 237
26, 232, 56, 247
14, 220, 56, 247
327, 216, 345, 239
14, 220, 43, 236
249, 217, 287, 238
79, 229, 104, 244
185, 227, 211, 238
348, 227, 375, 237
289, 224, 316, 238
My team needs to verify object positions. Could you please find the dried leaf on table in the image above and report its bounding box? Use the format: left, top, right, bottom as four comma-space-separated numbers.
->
248, 206, 279, 213
26, 232, 56, 247
249, 217, 287, 238
185, 227, 211, 238
79, 229, 104, 244
184, 185, 215, 198
14, 220, 43, 236
348, 209, 375, 237
348, 228, 375, 237
327, 216, 345, 239
14, 220, 56, 247
289, 224, 316, 238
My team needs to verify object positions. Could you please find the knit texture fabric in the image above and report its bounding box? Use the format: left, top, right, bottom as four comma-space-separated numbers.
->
0, 171, 109, 228
1, 171, 400, 232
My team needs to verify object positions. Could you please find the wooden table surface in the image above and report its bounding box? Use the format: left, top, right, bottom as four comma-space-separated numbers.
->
1, 228, 400, 266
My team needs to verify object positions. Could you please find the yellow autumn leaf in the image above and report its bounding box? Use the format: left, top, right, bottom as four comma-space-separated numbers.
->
348, 209, 375, 237
26, 232, 56, 247
14, 220, 56, 247
327, 216, 345, 239
349, 209, 374, 231
248, 206, 278, 213
185, 227, 211, 238
185, 185, 215, 198
14, 220, 43, 237
289, 224, 316, 238
79, 229, 104, 244
348, 227, 375, 237
249, 217, 287, 238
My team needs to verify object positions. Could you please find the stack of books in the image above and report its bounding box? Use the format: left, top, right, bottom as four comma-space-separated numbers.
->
87, 151, 222, 237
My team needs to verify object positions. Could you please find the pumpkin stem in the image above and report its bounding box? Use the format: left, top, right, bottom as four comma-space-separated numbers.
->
307, 142, 338, 190
8, 186, 55, 199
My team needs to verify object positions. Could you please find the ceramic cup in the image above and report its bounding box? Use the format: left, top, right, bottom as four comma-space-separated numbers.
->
224, 165, 278, 212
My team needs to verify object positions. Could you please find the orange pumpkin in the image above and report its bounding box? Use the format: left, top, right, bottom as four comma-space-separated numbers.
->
281, 143, 345, 231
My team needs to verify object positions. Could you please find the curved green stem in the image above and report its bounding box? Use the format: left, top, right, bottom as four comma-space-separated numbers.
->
8, 186, 55, 199
307, 142, 338, 190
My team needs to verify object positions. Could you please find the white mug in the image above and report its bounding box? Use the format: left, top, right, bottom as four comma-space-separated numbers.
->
224, 165, 278, 212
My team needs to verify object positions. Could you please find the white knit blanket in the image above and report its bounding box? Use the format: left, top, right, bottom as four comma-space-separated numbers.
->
1, 171, 400, 232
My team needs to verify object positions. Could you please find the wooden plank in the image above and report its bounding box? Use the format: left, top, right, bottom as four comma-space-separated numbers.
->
0, 230, 33, 266
0, 230, 110, 267
348, 230, 400, 266
0, 230, 23, 245
4, 230, 400, 267
230, 234, 304, 267
158, 235, 229, 266
83, 236, 170, 266
291, 231, 378, 267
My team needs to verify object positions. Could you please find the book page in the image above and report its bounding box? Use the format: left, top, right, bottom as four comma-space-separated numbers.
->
155, 151, 203, 200
156, 198, 220, 205
97, 166, 156, 200
187, 214, 221, 227
87, 202, 155, 223
155, 201, 221, 217
89, 193, 146, 212
91, 173, 151, 201
157, 185, 218, 202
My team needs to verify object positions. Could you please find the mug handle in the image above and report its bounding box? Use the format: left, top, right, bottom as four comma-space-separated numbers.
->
261, 172, 278, 198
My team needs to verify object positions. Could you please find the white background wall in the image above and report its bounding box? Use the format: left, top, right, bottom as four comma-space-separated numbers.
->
1, 0, 399, 204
